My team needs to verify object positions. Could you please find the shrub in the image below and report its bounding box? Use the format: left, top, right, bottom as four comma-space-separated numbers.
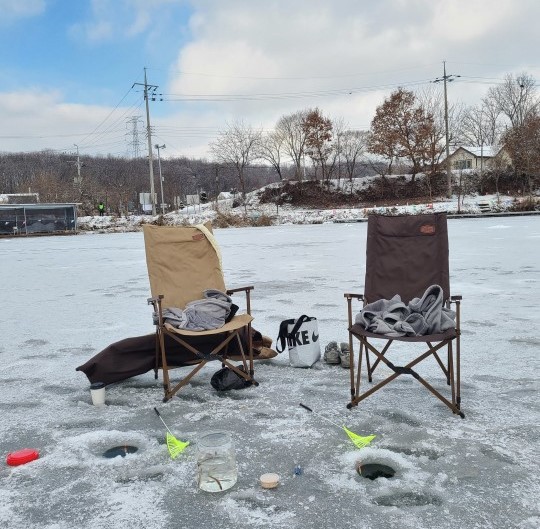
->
508, 196, 540, 212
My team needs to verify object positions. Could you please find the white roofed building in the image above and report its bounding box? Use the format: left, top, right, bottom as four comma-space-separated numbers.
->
445, 146, 511, 172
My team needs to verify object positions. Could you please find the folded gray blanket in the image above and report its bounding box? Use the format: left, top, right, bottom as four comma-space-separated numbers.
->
355, 285, 455, 337
160, 289, 233, 331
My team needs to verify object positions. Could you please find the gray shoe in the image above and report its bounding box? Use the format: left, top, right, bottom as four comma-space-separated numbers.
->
324, 341, 341, 364
339, 342, 351, 369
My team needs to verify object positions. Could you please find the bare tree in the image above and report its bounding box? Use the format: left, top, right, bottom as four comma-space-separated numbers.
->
209, 120, 262, 200
339, 129, 368, 184
502, 114, 540, 194
275, 110, 309, 180
256, 130, 286, 180
486, 72, 538, 127
459, 97, 502, 147
417, 86, 463, 165
325, 117, 347, 186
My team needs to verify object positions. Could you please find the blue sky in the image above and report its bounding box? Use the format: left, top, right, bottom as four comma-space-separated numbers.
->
1, 0, 192, 104
1, 0, 540, 159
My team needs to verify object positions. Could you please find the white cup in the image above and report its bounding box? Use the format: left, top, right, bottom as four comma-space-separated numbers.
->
90, 382, 106, 406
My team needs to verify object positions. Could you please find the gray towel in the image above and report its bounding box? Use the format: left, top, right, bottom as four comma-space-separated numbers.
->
355, 285, 455, 337
160, 289, 233, 331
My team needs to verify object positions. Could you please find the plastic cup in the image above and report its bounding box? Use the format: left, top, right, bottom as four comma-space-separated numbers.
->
90, 382, 106, 406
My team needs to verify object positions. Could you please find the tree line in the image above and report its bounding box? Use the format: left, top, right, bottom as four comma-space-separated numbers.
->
1, 71, 538, 215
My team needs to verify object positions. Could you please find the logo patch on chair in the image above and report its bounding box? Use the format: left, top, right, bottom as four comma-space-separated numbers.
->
192, 233, 205, 241
420, 224, 436, 235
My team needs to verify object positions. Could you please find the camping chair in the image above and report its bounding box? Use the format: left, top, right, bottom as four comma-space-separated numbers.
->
344, 213, 464, 418
143, 223, 258, 402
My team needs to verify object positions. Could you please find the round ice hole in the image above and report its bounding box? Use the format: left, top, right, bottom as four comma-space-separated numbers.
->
358, 463, 395, 480
102, 445, 138, 458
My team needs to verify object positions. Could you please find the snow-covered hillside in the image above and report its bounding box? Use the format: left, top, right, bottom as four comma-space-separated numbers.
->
78, 182, 524, 233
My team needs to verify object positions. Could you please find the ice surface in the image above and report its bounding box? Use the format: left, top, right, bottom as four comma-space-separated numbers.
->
1, 217, 539, 529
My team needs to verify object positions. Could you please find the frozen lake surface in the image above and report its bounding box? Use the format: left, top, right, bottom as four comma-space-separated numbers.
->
1, 218, 539, 529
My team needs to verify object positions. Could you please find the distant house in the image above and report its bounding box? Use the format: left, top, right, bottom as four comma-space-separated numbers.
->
445, 146, 511, 172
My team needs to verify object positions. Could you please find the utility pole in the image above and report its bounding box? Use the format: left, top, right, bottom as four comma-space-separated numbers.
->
72, 144, 82, 187
155, 144, 166, 214
133, 68, 158, 215
434, 61, 460, 198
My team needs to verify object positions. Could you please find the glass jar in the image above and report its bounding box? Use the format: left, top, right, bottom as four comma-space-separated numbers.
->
196, 431, 238, 492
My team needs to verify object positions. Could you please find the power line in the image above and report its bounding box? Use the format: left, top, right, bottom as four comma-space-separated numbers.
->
77, 87, 136, 147
155, 62, 439, 81
162, 79, 434, 102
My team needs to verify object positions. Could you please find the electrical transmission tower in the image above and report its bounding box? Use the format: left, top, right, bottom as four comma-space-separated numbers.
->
126, 116, 143, 158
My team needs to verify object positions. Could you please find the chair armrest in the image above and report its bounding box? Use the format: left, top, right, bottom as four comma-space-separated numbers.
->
344, 293, 364, 301
147, 295, 164, 326
226, 286, 254, 295
450, 295, 462, 301
147, 295, 164, 305
344, 293, 364, 328
226, 286, 254, 315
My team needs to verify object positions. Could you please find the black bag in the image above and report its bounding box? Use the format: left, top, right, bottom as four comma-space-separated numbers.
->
210, 365, 251, 391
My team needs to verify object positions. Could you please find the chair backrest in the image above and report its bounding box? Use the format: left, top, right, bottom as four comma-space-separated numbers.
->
364, 213, 450, 304
143, 223, 226, 309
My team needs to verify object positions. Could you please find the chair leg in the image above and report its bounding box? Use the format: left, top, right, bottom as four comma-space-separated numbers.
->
365, 339, 372, 382
348, 334, 356, 400
369, 340, 392, 379
349, 337, 465, 418
247, 323, 254, 378
154, 331, 159, 380
447, 344, 451, 385
164, 361, 208, 402
448, 341, 456, 407
158, 329, 171, 400
414, 371, 464, 418
456, 333, 461, 409
158, 324, 258, 400
429, 341, 449, 383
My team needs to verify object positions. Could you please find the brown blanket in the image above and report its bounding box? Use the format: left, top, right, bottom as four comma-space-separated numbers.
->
76, 328, 272, 385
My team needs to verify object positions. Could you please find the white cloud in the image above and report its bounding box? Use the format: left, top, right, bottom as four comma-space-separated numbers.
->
157, 0, 540, 158
69, 0, 181, 43
0, 90, 134, 156
4, 0, 540, 158
0, 0, 45, 24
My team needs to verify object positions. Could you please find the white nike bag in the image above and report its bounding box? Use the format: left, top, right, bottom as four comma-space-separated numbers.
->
276, 315, 321, 368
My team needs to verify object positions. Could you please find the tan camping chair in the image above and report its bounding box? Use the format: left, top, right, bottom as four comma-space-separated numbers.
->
143, 223, 258, 402
344, 213, 464, 418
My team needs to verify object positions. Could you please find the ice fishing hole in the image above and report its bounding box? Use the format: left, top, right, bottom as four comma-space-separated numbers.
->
102, 445, 138, 458
357, 463, 396, 480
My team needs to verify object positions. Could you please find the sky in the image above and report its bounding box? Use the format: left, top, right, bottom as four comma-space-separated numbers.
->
0, 217, 538, 528
1, 0, 540, 160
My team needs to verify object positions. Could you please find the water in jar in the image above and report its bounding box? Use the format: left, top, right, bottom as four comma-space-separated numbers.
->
197, 431, 238, 492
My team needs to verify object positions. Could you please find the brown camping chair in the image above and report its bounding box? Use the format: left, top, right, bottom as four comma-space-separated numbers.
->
344, 213, 464, 418
143, 223, 258, 402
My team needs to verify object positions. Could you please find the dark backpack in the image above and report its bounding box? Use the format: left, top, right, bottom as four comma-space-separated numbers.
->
210, 365, 251, 391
